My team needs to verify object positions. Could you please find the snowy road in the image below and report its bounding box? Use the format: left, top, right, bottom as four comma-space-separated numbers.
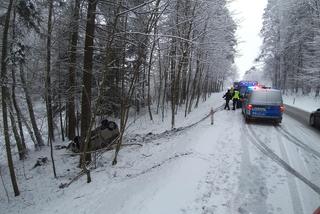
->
105, 109, 320, 214
2, 103, 320, 214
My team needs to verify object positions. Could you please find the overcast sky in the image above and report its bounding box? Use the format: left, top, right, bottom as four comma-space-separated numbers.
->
229, 0, 268, 79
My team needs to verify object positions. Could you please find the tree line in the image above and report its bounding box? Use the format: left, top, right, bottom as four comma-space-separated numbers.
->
0, 0, 236, 196
260, 0, 320, 95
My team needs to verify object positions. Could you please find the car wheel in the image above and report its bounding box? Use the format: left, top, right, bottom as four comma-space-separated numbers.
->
274, 119, 281, 126
310, 115, 315, 127
107, 121, 117, 130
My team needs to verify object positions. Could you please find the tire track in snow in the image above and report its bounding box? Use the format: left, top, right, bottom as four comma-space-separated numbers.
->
245, 124, 320, 196
233, 132, 269, 214
275, 126, 320, 160
275, 134, 304, 214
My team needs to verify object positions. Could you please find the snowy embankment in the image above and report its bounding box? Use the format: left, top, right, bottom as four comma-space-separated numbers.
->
125, 93, 223, 135
0, 93, 224, 214
283, 93, 320, 113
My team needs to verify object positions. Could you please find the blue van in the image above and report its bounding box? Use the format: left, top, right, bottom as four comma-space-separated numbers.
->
242, 89, 285, 124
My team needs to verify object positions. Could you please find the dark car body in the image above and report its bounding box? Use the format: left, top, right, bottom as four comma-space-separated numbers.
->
68, 120, 119, 153
242, 89, 284, 123
310, 108, 320, 129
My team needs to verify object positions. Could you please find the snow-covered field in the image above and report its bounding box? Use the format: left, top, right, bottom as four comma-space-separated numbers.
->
1, 92, 320, 214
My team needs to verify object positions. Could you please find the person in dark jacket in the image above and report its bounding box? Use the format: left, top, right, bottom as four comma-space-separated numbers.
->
223, 89, 232, 110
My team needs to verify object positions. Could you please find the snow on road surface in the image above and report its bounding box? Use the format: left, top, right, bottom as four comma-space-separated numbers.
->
1, 95, 320, 214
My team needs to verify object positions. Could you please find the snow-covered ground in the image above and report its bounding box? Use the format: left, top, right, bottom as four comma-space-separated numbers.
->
283, 93, 320, 113
1, 93, 320, 214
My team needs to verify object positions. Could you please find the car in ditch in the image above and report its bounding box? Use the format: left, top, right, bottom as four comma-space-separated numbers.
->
310, 108, 320, 129
242, 88, 285, 124
68, 119, 120, 153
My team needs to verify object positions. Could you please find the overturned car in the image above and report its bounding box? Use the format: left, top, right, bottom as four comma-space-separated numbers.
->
68, 119, 120, 153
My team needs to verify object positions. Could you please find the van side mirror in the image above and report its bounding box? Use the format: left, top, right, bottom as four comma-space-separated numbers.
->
317, 108, 320, 112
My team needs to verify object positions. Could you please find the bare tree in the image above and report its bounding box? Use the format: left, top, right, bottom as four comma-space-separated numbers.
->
44, 0, 57, 178
80, 0, 99, 164
45, 0, 55, 143
1, 0, 20, 197
67, 0, 81, 140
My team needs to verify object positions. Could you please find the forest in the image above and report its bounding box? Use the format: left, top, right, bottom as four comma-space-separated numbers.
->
260, 0, 320, 95
0, 0, 236, 197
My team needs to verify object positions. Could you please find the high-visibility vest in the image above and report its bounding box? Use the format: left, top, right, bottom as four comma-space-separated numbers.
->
233, 91, 240, 99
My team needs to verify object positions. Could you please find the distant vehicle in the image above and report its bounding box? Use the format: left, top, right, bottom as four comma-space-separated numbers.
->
309, 108, 320, 129
238, 81, 258, 97
242, 88, 285, 124
237, 81, 259, 108
233, 81, 240, 90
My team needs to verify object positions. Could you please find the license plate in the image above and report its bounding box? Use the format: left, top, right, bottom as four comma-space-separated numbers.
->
253, 107, 266, 111
252, 111, 266, 116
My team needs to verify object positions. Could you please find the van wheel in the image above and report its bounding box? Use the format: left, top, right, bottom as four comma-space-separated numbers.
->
274, 120, 281, 126
310, 115, 315, 127
245, 115, 250, 123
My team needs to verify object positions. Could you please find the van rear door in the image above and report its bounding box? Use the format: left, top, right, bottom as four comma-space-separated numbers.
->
265, 90, 283, 117
249, 90, 283, 117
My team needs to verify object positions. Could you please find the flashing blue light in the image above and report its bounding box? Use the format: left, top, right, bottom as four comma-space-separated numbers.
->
239, 81, 258, 87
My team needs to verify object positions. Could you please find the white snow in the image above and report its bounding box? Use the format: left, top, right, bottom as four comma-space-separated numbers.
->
283, 93, 320, 113
1, 93, 320, 214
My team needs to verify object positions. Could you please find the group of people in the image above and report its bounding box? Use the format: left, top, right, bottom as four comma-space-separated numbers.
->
223, 87, 240, 110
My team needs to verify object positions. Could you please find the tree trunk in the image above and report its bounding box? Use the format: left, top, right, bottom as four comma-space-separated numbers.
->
11, 5, 26, 155
1, 0, 20, 196
184, 52, 193, 117
8, 98, 24, 160
188, 54, 200, 114
156, 42, 162, 115
80, 0, 98, 164
67, 0, 81, 140
170, 44, 176, 129
162, 67, 168, 122
45, 0, 55, 143
57, 50, 65, 142
19, 64, 44, 147
147, 32, 157, 121
45, 0, 57, 178
195, 65, 204, 108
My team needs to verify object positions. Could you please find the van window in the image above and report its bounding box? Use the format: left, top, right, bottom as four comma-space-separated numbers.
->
267, 91, 282, 105
250, 90, 282, 105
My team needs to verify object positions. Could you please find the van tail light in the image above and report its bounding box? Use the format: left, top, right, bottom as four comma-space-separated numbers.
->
246, 104, 253, 111
280, 105, 285, 112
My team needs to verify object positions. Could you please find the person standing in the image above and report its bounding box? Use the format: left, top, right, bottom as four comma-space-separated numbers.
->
223, 90, 232, 110
232, 90, 240, 110
230, 87, 234, 97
